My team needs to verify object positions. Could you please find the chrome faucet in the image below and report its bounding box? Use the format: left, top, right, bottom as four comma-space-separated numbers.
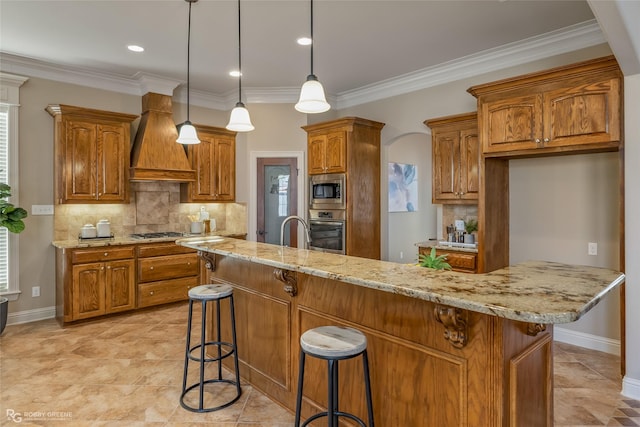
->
280, 215, 311, 249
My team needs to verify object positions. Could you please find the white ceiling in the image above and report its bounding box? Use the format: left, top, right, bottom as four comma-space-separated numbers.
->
0, 0, 599, 106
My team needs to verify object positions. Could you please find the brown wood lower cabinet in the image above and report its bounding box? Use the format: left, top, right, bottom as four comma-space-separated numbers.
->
208, 255, 553, 426
55, 241, 202, 324
136, 242, 200, 308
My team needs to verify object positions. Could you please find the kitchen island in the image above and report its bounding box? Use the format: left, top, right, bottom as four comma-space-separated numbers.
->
177, 236, 624, 426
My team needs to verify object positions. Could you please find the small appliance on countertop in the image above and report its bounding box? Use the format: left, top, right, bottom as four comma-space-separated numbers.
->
96, 219, 111, 237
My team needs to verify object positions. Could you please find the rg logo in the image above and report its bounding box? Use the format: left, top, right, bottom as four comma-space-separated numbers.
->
6, 409, 22, 423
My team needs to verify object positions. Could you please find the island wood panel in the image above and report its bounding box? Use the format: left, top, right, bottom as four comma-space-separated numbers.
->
208, 256, 295, 406
205, 255, 554, 426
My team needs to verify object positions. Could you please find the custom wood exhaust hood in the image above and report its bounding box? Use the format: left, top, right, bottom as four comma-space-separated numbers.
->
130, 92, 196, 182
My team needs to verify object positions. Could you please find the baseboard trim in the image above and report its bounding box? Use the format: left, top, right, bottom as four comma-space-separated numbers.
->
553, 326, 621, 356
622, 376, 640, 400
7, 306, 56, 325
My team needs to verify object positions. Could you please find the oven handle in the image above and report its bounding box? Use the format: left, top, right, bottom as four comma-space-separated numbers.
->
310, 220, 344, 227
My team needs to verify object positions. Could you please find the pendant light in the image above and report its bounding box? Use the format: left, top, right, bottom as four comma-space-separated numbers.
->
226, 0, 254, 132
177, 0, 200, 144
295, 0, 330, 114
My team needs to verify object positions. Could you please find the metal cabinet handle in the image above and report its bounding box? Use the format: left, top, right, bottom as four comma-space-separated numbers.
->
544, 138, 549, 143
150, 291, 155, 295
106, 265, 111, 269
150, 266, 154, 270
535, 138, 541, 143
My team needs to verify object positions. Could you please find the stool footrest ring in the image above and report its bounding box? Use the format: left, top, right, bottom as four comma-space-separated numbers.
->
187, 341, 236, 363
180, 379, 242, 413
301, 411, 368, 427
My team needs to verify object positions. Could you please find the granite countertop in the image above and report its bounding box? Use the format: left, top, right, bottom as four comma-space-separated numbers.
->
52, 231, 245, 249
177, 236, 625, 325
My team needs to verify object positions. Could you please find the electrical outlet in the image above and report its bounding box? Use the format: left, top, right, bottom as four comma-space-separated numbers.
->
455, 220, 465, 231
588, 242, 598, 256
400, 251, 404, 260
32, 286, 40, 297
31, 205, 54, 215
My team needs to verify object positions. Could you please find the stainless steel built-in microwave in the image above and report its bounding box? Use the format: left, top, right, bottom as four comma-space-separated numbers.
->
309, 173, 346, 210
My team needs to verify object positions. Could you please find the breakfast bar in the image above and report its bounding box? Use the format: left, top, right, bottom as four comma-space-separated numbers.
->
177, 236, 624, 426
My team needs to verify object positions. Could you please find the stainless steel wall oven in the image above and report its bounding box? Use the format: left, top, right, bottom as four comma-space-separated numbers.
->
308, 209, 345, 254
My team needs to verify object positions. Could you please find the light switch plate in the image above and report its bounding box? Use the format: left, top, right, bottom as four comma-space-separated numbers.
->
31, 205, 54, 215
455, 220, 465, 231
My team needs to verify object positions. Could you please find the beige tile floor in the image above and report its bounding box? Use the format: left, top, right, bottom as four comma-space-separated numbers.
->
1, 302, 638, 426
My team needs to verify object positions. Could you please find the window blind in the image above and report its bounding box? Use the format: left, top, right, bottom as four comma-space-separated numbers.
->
0, 107, 9, 292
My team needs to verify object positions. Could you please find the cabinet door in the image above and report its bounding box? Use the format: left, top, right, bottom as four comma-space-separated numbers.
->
64, 120, 98, 201
458, 128, 480, 201
72, 262, 106, 320
213, 137, 236, 201
432, 130, 460, 203
308, 135, 327, 174
97, 124, 128, 202
325, 131, 347, 173
105, 259, 135, 313
543, 77, 621, 149
481, 94, 543, 154
190, 135, 215, 201
184, 134, 236, 202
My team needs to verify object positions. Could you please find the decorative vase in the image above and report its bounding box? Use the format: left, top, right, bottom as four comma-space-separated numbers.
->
463, 233, 475, 244
0, 297, 8, 335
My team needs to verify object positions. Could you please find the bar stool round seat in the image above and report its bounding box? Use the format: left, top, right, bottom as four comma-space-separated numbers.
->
181, 283, 241, 413
295, 325, 374, 427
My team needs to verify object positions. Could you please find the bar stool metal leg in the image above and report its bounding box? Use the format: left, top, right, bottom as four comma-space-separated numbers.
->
180, 284, 242, 413
294, 326, 374, 427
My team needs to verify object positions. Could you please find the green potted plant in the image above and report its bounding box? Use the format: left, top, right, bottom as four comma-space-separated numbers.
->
418, 247, 452, 270
464, 219, 478, 244
0, 183, 27, 335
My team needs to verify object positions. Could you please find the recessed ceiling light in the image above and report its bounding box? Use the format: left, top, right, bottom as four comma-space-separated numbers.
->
229, 70, 242, 77
127, 45, 144, 53
297, 37, 312, 46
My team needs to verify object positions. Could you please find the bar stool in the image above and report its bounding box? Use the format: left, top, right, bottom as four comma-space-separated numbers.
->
294, 325, 374, 427
181, 283, 242, 412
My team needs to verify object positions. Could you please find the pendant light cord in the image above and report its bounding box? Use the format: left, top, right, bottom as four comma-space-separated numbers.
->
310, 0, 314, 75
186, 0, 192, 121
237, 0, 242, 103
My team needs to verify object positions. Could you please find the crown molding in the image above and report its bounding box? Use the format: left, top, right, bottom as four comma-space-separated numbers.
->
0, 20, 605, 109
336, 20, 606, 109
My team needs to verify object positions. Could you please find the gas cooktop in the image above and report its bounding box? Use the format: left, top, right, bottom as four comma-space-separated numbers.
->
129, 231, 185, 240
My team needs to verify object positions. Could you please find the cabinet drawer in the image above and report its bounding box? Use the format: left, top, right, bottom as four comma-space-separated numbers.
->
137, 242, 196, 257
72, 246, 135, 264
137, 277, 199, 308
138, 253, 199, 282
437, 250, 477, 272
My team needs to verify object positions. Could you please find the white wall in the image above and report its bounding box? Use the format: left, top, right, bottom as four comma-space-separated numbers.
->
623, 73, 640, 399
509, 153, 621, 352
387, 133, 436, 263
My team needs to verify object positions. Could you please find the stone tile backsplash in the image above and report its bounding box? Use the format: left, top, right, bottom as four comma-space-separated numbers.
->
54, 181, 247, 241
442, 204, 478, 239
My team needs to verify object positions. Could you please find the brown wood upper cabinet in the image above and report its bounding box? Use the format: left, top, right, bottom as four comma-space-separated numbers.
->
468, 55, 622, 158
47, 105, 137, 204
425, 112, 479, 204
308, 130, 346, 175
180, 124, 237, 202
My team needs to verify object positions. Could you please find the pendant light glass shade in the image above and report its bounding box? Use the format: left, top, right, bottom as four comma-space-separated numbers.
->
227, 102, 255, 132
226, 0, 254, 132
295, 74, 330, 113
177, 0, 200, 144
296, 0, 330, 114
177, 121, 200, 144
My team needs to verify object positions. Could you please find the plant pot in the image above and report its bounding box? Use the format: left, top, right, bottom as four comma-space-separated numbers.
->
463, 233, 475, 244
0, 297, 8, 335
